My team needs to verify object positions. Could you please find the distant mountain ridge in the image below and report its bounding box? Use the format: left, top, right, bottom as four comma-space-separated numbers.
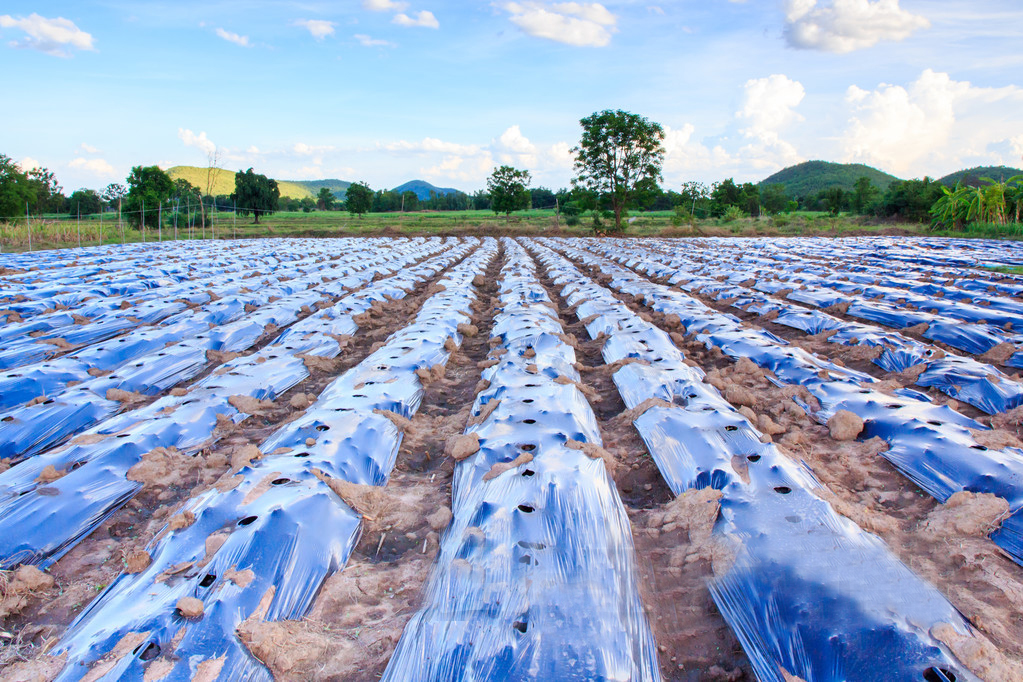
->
165, 167, 468, 201
392, 179, 462, 200
938, 166, 1023, 187
759, 161, 901, 196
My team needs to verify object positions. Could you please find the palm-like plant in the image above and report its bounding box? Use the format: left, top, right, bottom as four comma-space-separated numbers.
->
930, 182, 970, 230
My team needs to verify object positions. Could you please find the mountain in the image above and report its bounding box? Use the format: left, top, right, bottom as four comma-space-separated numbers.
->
285, 179, 352, 199
759, 161, 901, 197
938, 166, 1023, 188
165, 166, 315, 200
392, 179, 462, 201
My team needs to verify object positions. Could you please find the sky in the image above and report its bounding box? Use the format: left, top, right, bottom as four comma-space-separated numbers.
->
2, 0, 1022, 194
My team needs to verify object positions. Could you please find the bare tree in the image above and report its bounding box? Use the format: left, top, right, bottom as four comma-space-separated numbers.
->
200, 148, 223, 238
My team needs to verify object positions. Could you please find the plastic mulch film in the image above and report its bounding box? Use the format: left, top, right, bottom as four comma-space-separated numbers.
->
0, 242, 437, 463
50, 238, 494, 681
0, 243, 462, 571
534, 239, 978, 682
592, 239, 1023, 416
568, 240, 1023, 569
384, 239, 660, 682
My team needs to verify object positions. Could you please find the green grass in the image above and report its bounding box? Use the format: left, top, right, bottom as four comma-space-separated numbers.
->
986, 265, 1023, 275
3, 209, 1021, 253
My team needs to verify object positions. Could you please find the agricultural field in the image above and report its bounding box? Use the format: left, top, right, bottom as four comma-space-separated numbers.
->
1, 235, 1023, 681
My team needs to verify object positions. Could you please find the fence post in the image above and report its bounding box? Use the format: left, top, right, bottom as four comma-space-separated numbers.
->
26, 202, 31, 252
142, 199, 146, 243
158, 202, 162, 242
77, 206, 81, 249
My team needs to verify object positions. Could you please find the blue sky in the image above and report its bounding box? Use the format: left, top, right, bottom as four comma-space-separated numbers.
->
2, 1, 1022, 194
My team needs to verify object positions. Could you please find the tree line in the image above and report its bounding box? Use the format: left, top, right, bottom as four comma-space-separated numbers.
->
4, 122, 1020, 233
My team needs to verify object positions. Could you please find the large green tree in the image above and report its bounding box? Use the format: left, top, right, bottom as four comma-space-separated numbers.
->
232, 168, 280, 224
0, 155, 36, 218
572, 109, 665, 232
102, 183, 127, 210
124, 165, 174, 229
487, 165, 531, 220
317, 187, 335, 211
345, 182, 372, 217
68, 189, 103, 216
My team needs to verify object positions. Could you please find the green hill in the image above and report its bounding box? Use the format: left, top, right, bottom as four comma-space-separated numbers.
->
759, 161, 901, 197
165, 166, 316, 200
938, 166, 1023, 187
287, 179, 351, 199
393, 179, 462, 200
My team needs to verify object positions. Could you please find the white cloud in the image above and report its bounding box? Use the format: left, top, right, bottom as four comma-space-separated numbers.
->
80, 143, 100, 154
19, 157, 42, 172
495, 125, 538, 166
294, 19, 336, 40
784, 0, 930, 53
737, 74, 805, 138
68, 157, 116, 176
178, 128, 217, 156
293, 142, 335, 156
732, 75, 806, 170
355, 33, 396, 47
393, 11, 440, 28
841, 69, 1023, 176
363, 0, 410, 11
215, 27, 250, 47
0, 13, 94, 57
385, 138, 481, 155
499, 2, 618, 47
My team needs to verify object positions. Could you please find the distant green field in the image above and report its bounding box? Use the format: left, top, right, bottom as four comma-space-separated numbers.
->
15, 207, 1023, 253
165, 166, 315, 200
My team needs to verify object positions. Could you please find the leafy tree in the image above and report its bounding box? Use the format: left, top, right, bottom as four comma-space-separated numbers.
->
317, 187, 335, 211
487, 165, 532, 220
301, 197, 316, 213
572, 109, 665, 232
124, 165, 174, 229
710, 179, 742, 217
27, 166, 64, 214
760, 183, 790, 215
851, 176, 880, 214
0, 154, 36, 218
530, 186, 556, 210
345, 182, 372, 217
102, 183, 127, 209
823, 186, 846, 215
880, 178, 943, 223
471, 190, 491, 211
678, 181, 710, 218
401, 190, 419, 212
68, 189, 103, 216
232, 168, 279, 224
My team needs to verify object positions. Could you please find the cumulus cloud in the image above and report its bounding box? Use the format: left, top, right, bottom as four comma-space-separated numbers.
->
69, 157, 116, 176
842, 69, 1023, 176
735, 74, 805, 168
784, 0, 929, 53
80, 143, 100, 154
178, 128, 217, 156
294, 19, 336, 40
19, 157, 42, 172
500, 2, 618, 47
355, 33, 396, 47
0, 13, 94, 57
393, 11, 440, 28
363, 0, 409, 11
215, 27, 250, 47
